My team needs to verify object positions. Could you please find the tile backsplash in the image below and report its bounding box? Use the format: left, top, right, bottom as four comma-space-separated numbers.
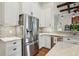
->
0, 25, 23, 38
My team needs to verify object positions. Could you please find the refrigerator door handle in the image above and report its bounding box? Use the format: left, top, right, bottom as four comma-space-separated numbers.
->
26, 29, 32, 32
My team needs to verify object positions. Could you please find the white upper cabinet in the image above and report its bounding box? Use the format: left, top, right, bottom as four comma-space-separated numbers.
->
21, 2, 32, 15
39, 9, 46, 27
45, 8, 52, 27
0, 2, 40, 26
32, 3, 40, 18
21, 2, 40, 18
0, 2, 19, 26
39, 7, 52, 27
38, 3, 55, 28
5, 3, 19, 26
0, 2, 4, 25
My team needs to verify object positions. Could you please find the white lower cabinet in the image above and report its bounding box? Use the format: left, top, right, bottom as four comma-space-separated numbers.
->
39, 35, 51, 49
0, 37, 21, 56
63, 37, 79, 44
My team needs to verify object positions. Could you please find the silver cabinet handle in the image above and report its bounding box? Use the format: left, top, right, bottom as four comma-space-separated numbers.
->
13, 42, 16, 44
67, 38, 70, 40
13, 48, 16, 51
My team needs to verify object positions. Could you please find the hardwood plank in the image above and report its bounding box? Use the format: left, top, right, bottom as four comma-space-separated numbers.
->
34, 47, 50, 56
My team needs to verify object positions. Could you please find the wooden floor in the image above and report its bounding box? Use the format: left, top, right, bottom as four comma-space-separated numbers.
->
35, 47, 50, 56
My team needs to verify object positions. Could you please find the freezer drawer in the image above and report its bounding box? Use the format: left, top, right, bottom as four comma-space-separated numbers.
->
25, 40, 39, 56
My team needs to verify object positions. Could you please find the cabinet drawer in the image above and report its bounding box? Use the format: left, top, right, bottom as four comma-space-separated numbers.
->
9, 51, 21, 56
9, 52, 18, 56
6, 40, 21, 47
6, 45, 21, 55
63, 37, 79, 44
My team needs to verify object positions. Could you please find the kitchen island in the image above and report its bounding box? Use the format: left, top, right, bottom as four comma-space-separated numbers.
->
46, 41, 79, 56
39, 31, 79, 56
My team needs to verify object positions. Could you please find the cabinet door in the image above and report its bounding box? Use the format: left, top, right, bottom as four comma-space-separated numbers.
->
44, 35, 51, 49
0, 2, 4, 25
4, 2, 19, 26
22, 2, 40, 18
32, 3, 40, 18
39, 11, 46, 27
54, 15, 59, 31
39, 35, 46, 49
39, 8, 52, 27
21, 2, 32, 15
39, 35, 51, 49
45, 8, 52, 27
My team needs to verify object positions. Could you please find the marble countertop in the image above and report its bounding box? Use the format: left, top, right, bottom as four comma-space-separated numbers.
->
39, 32, 67, 36
0, 37, 21, 42
39, 31, 79, 37
46, 42, 79, 56
39, 27, 79, 37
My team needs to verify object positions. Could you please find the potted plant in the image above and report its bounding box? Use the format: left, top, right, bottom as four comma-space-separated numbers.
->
70, 23, 78, 35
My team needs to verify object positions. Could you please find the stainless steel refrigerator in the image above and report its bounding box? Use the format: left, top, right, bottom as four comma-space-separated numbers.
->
19, 14, 39, 56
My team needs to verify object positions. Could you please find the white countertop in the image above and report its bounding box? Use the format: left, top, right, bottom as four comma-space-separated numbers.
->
39, 26, 79, 37
39, 32, 67, 36
0, 37, 21, 42
46, 42, 79, 56
39, 31, 79, 37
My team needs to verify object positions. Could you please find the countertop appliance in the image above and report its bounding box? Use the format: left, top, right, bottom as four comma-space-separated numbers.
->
64, 24, 70, 31
19, 14, 39, 56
